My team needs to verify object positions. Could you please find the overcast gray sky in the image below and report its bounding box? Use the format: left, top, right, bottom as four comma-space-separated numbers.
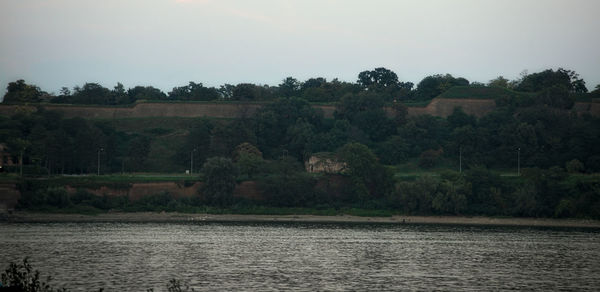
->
1, 0, 599, 95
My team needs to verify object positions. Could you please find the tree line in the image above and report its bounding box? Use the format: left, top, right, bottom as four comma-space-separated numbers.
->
2, 67, 600, 218
3, 68, 598, 105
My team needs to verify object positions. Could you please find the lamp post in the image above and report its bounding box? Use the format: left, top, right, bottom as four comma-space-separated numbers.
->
459, 146, 462, 173
517, 147, 521, 176
190, 148, 197, 175
97, 148, 104, 175
282, 149, 288, 160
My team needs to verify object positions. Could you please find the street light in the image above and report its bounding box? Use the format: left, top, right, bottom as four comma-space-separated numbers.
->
97, 148, 104, 175
460, 147, 463, 173
190, 148, 197, 175
517, 147, 521, 176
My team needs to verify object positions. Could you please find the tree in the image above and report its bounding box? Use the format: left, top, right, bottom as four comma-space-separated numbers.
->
59, 87, 71, 96
175, 119, 212, 170
127, 86, 167, 102
591, 84, 600, 97
488, 76, 510, 88
168, 82, 219, 101
112, 82, 127, 104
335, 91, 385, 122
9, 138, 30, 176
279, 77, 300, 97
201, 157, 238, 206
232, 83, 275, 100
233, 142, 264, 179
375, 136, 409, 165
255, 97, 322, 158
447, 107, 476, 129
260, 171, 316, 207
432, 180, 468, 215
511, 184, 538, 217
393, 176, 438, 214
3, 80, 47, 103
233, 142, 262, 161
415, 74, 469, 100
337, 142, 392, 198
236, 152, 264, 179
71, 83, 112, 104
357, 67, 399, 89
127, 136, 151, 171
300, 78, 360, 102
419, 149, 443, 168
515, 68, 587, 93
285, 119, 316, 160
356, 67, 413, 101
301, 77, 326, 90
337, 143, 378, 179
464, 166, 503, 213
218, 84, 235, 99
391, 101, 408, 126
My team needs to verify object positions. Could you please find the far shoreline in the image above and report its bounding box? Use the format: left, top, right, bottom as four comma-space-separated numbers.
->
2, 211, 600, 228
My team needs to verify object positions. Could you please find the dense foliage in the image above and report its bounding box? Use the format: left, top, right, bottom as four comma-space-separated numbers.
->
3, 67, 596, 104
200, 157, 238, 206
2, 67, 600, 219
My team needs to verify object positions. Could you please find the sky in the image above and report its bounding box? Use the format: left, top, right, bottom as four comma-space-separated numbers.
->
1, 0, 599, 96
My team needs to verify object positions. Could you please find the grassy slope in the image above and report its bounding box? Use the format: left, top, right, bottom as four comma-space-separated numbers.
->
437, 86, 534, 100
439, 85, 599, 103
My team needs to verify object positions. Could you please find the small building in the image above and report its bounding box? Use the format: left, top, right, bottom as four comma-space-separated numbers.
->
305, 152, 347, 174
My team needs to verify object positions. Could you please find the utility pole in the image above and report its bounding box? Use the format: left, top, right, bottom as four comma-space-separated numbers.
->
517, 147, 521, 176
190, 148, 197, 175
19, 150, 23, 177
459, 146, 462, 173
97, 148, 104, 175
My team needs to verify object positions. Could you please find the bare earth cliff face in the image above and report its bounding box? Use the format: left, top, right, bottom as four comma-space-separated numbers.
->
0, 98, 598, 119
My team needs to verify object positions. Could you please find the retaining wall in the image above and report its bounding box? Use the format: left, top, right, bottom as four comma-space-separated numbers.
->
0, 99, 597, 120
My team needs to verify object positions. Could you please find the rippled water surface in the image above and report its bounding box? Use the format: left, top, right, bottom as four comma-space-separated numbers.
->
1, 222, 599, 291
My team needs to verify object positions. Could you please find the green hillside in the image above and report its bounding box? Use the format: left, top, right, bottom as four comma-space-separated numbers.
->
437, 86, 534, 100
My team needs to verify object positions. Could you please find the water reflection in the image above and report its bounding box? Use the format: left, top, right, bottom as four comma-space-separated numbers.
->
1, 222, 599, 291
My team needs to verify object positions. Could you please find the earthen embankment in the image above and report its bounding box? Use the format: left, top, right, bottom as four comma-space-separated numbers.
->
0, 99, 598, 120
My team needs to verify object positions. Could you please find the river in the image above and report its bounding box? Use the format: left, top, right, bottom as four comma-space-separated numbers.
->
1, 222, 599, 291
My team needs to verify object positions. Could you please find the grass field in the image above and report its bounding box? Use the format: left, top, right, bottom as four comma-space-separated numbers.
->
0, 173, 198, 183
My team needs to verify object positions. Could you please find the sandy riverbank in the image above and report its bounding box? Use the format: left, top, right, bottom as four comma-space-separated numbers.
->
2, 211, 600, 228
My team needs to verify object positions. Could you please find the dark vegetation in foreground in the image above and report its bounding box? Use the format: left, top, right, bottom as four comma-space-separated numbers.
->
0, 258, 193, 291
1, 67, 600, 219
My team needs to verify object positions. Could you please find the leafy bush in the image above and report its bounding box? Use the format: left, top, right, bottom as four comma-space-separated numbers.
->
200, 157, 238, 206
43, 187, 71, 208
1, 258, 65, 292
259, 173, 317, 207
1, 258, 195, 291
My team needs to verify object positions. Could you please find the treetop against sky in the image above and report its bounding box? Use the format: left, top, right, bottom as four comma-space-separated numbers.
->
1, 0, 599, 95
